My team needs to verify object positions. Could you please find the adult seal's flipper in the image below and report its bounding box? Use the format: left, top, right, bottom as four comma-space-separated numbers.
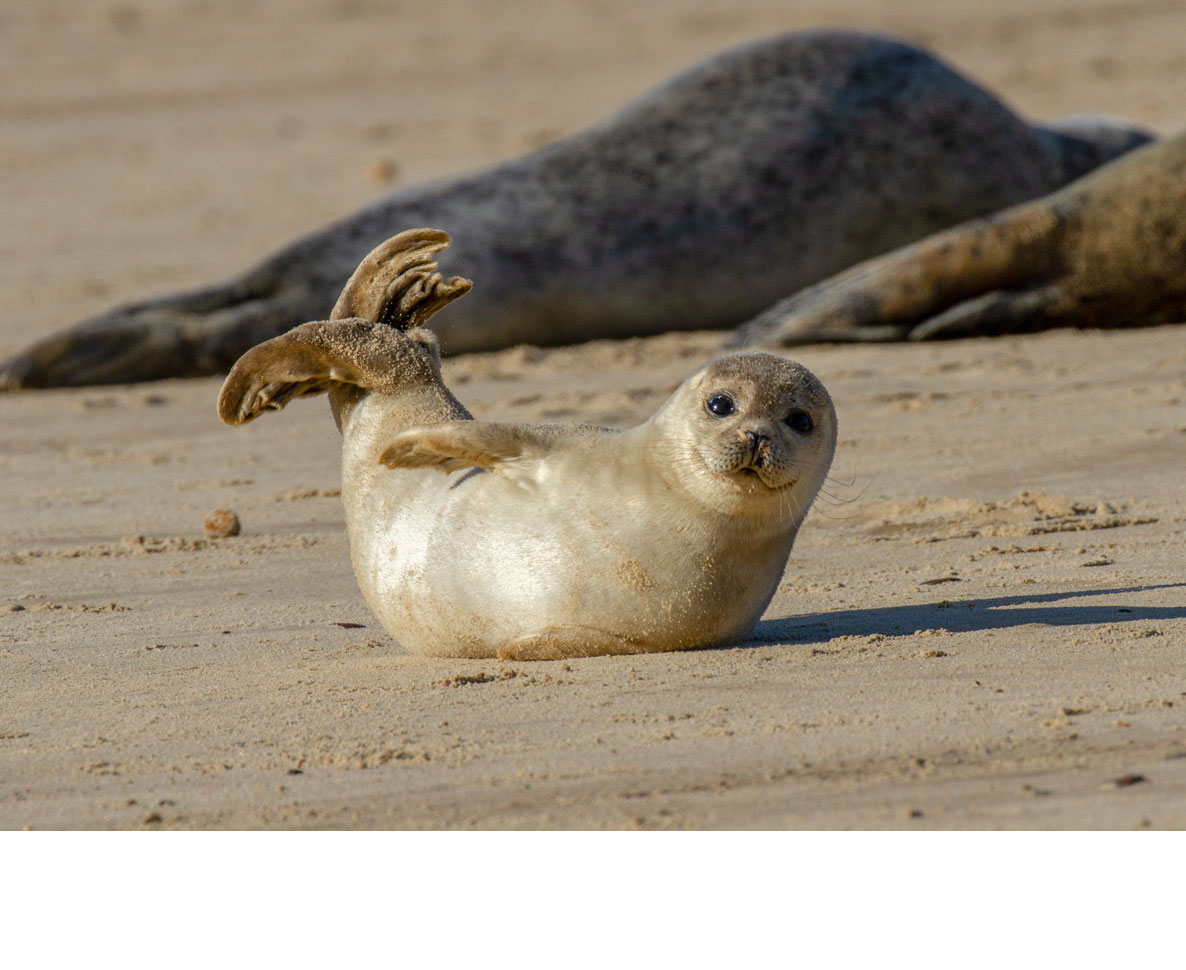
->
732, 204, 1066, 344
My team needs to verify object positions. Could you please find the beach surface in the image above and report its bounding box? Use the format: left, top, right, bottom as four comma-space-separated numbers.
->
2, 0, 1185, 829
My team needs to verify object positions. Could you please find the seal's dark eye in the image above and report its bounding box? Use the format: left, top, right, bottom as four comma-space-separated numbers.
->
786, 409, 813, 434
706, 393, 735, 417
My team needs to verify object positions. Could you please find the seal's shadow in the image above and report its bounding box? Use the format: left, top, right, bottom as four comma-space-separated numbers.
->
749, 584, 1186, 646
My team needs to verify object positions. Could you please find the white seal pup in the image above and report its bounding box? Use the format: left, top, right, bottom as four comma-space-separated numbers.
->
734, 131, 1186, 344
218, 229, 837, 659
2, 29, 1149, 388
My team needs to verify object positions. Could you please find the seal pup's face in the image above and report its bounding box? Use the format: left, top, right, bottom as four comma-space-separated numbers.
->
652, 351, 836, 523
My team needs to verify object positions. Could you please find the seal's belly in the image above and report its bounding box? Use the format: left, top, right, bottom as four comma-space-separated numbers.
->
347, 468, 780, 658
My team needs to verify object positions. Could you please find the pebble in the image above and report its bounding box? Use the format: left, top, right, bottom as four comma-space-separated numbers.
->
203, 509, 241, 538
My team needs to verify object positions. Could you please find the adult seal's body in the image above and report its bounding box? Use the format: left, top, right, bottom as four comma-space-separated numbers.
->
218, 229, 837, 659
3, 29, 1149, 389
735, 132, 1186, 345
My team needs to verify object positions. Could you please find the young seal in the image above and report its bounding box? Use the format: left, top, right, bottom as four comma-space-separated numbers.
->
217, 229, 837, 660
2, 29, 1149, 389
732, 132, 1186, 345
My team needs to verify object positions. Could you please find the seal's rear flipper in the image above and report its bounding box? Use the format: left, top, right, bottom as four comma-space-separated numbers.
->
217, 229, 471, 425
217, 322, 453, 425
378, 421, 570, 476
330, 228, 470, 326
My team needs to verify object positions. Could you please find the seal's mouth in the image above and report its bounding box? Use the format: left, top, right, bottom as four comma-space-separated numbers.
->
722, 465, 796, 492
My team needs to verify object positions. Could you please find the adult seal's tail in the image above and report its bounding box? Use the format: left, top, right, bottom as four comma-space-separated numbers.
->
2, 29, 1151, 389
218, 228, 838, 659
733, 132, 1186, 345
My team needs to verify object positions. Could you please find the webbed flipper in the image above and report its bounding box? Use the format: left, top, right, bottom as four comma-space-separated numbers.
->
217, 229, 470, 425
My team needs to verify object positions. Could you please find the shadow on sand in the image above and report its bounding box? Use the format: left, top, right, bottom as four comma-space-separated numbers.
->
750, 584, 1186, 646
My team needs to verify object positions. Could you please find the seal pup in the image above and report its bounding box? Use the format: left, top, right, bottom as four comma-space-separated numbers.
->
732, 132, 1186, 345
2, 29, 1149, 389
218, 229, 837, 660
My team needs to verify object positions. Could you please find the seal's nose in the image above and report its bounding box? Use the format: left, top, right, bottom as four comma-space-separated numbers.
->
744, 430, 768, 460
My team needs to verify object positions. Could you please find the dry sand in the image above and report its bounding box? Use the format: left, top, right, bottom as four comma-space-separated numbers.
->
2, 0, 1185, 830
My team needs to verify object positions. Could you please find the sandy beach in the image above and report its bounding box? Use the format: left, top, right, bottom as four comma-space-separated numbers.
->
2, 0, 1185, 829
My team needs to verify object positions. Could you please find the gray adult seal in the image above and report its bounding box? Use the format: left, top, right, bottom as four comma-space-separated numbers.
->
2, 29, 1149, 389
218, 229, 837, 660
733, 132, 1186, 345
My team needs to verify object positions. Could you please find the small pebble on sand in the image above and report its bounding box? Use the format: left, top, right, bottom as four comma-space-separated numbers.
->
203, 509, 241, 538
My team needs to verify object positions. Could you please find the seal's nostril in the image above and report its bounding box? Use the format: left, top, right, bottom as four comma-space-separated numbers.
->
744, 431, 770, 462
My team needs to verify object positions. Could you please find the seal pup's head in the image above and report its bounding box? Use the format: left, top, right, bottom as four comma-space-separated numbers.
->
649, 351, 836, 526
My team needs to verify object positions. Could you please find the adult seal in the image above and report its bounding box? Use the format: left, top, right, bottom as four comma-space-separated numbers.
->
217, 229, 837, 660
733, 132, 1186, 345
2, 29, 1150, 389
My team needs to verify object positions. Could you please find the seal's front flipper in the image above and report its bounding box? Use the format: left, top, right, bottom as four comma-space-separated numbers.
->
378, 421, 569, 476
498, 627, 647, 661
732, 203, 1063, 346
908, 284, 1065, 340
